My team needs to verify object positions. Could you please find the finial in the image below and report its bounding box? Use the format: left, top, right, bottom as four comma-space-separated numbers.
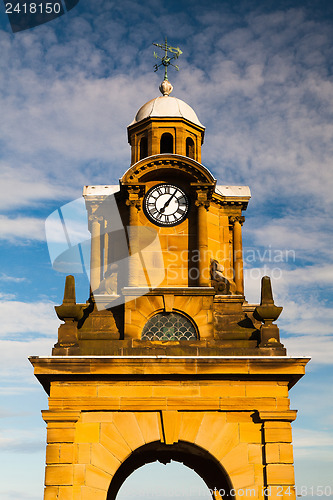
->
153, 37, 182, 95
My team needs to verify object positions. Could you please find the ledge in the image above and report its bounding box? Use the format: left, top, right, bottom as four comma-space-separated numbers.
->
122, 287, 216, 296
29, 355, 310, 394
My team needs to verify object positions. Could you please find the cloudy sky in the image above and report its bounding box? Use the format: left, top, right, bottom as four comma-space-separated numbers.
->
0, 0, 332, 499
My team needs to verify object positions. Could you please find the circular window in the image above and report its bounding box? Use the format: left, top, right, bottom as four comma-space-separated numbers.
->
141, 312, 197, 341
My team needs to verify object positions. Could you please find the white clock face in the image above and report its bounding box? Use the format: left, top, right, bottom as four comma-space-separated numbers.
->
144, 184, 189, 226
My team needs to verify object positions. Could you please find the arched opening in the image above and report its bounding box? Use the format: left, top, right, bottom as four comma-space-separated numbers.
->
139, 136, 148, 160
160, 132, 174, 153
141, 312, 198, 341
186, 137, 195, 159
116, 461, 211, 500
107, 441, 233, 500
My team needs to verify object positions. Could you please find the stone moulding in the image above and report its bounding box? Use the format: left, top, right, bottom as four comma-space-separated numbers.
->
29, 355, 310, 395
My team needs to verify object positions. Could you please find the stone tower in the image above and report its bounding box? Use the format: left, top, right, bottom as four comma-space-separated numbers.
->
30, 75, 309, 500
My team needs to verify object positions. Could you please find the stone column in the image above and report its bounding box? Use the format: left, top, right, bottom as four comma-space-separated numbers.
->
259, 411, 298, 500
195, 189, 210, 287
230, 216, 245, 295
126, 186, 143, 287
89, 212, 103, 292
103, 219, 109, 274
42, 410, 81, 500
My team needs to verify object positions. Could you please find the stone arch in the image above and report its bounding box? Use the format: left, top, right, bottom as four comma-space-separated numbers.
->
107, 440, 233, 500
74, 409, 261, 500
120, 155, 216, 185
123, 295, 213, 340
141, 310, 198, 341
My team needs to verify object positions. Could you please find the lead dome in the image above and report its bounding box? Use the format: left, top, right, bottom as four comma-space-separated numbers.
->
130, 95, 204, 128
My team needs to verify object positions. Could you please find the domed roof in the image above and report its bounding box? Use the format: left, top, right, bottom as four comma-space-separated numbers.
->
129, 95, 204, 128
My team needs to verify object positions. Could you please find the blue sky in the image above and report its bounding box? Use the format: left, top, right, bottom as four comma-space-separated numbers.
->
0, 0, 333, 499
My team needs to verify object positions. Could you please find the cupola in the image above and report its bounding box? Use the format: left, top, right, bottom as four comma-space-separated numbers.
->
127, 79, 205, 165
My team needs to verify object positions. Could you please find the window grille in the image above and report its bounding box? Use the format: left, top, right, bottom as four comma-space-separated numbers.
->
141, 312, 197, 341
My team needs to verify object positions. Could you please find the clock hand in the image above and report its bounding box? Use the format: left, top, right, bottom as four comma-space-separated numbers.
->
160, 192, 177, 213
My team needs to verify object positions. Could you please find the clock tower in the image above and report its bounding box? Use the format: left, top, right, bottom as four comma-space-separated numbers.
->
31, 46, 309, 500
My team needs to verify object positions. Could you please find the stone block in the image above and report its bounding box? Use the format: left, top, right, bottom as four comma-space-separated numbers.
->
100, 422, 131, 462
245, 385, 288, 398
268, 486, 296, 500
120, 397, 167, 410
279, 443, 294, 463
60, 444, 75, 464
98, 385, 153, 398
266, 464, 295, 485
152, 385, 200, 397
82, 411, 114, 423
46, 444, 60, 464
81, 486, 109, 500
226, 412, 253, 422
50, 384, 97, 399
58, 486, 74, 500
135, 412, 161, 443
161, 410, 181, 444
240, 423, 262, 444
167, 397, 219, 410
265, 443, 280, 463
178, 412, 204, 442
73, 464, 86, 485
202, 296, 213, 309
200, 385, 246, 398
77, 444, 91, 464
111, 413, 146, 450
167, 235, 188, 250
209, 423, 240, 461
220, 397, 277, 410
44, 486, 59, 500
75, 423, 100, 444
264, 423, 292, 443
47, 428, 75, 444
248, 444, 263, 464
222, 443, 251, 473
45, 465, 74, 486
195, 412, 227, 450
253, 463, 264, 490
266, 443, 294, 464
85, 464, 111, 490
91, 443, 120, 475
229, 464, 255, 490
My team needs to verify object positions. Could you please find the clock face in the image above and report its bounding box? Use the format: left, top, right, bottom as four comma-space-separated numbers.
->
144, 184, 189, 226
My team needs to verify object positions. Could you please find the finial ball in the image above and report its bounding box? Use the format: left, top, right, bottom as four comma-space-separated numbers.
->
159, 79, 173, 96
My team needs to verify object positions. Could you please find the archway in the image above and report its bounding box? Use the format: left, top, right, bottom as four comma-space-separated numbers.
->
107, 441, 233, 500
116, 460, 211, 500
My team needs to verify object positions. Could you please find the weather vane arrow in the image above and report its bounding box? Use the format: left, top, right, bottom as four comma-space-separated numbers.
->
152, 37, 183, 81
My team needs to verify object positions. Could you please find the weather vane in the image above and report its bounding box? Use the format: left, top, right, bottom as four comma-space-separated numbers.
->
153, 37, 183, 81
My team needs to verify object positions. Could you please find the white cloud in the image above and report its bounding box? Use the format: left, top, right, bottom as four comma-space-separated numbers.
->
0, 428, 45, 453
293, 428, 333, 459
0, 5, 330, 215
0, 387, 39, 396
283, 336, 333, 364
0, 163, 74, 212
0, 338, 52, 381
247, 215, 333, 259
0, 215, 45, 242
0, 292, 16, 300
0, 274, 26, 283
0, 300, 58, 337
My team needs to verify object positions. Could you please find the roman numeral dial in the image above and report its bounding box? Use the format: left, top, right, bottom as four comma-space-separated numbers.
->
143, 184, 189, 226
